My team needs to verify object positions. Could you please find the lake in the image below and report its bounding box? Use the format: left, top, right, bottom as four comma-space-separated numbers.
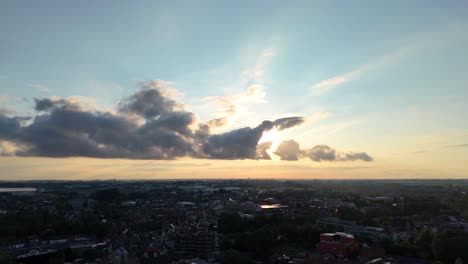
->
0, 187, 37, 193
260, 204, 289, 209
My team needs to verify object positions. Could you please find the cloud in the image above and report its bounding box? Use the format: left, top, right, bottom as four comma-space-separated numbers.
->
242, 48, 276, 83
309, 46, 410, 96
307, 145, 337, 161
0, 108, 14, 116
337, 151, 373, 161
0, 81, 314, 160
204, 95, 238, 116
274, 140, 302, 161
273, 117, 305, 131
0, 115, 24, 140
27, 83, 50, 93
34, 98, 80, 111
256, 142, 272, 160
0, 141, 16, 156
443, 144, 468, 149
411, 143, 468, 154
34, 96, 101, 112
274, 140, 373, 162
201, 48, 274, 131
202, 84, 267, 129
206, 117, 227, 128
118, 80, 183, 119
0, 94, 27, 104
310, 69, 362, 95
201, 118, 305, 160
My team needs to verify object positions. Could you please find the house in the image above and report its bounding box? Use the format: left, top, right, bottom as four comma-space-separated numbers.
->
317, 232, 359, 257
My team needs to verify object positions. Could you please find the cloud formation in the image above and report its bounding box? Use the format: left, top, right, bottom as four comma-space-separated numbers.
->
310, 69, 362, 95
274, 140, 302, 161
0, 81, 371, 161
203, 84, 267, 129
443, 144, 468, 149
274, 140, 372, 162
0, 82, 308, 160
309, 47, 409, 96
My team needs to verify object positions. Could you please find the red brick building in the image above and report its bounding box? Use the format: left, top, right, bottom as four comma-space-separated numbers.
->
317, 232, 359, 257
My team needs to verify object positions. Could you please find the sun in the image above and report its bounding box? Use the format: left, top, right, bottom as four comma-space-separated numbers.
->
258, 128, 284, 160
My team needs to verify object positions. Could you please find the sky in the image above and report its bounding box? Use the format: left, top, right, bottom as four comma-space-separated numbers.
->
0, 1, 467, 180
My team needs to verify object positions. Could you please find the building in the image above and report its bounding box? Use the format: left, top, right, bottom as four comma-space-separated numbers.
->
317, 232, 359, 257
174, 222, 215, 256
316, 218, 388, 241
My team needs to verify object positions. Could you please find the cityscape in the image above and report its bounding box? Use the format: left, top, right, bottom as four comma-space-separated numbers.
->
1, 179, 468, 263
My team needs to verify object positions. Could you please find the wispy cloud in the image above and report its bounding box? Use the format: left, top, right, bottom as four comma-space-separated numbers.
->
202, 84, 267, 130
202, 48, 275, 130
410, 143, 468, 154
443, 144, 468, 149
308, 48, 406, 96
310, 68, 364, 96
241, 48, 276, 84
27, 83, 50, 93
0, 94, 27, 104
309, 23, 465, 96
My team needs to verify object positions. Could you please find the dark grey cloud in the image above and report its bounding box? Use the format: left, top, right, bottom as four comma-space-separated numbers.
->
34, 98, 82, 111
0, 81, 371, 161
201, 121, 272, 159
274, 140, 373, 162
117, 82, 181, 119
15, 109, 136, 158
0, 84, 304, 160
273, 117, 304, 131
0, 114, 23, 140
1, 85, 197, 159
307, 145, 337, 161
339, 152, 373, 161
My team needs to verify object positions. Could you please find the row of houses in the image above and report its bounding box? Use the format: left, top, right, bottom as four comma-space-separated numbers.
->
316, 217, 409, 242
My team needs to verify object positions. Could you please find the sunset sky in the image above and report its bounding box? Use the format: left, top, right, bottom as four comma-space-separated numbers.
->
1, 1, 467, 180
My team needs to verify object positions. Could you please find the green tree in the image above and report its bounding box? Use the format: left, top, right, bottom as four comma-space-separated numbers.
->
415, 229, 433, 259
49, 250, 65, 264
223, 249, 254, 264
0, 251, 13, 264
432, 231, 468, 263
218, 213, 245, 234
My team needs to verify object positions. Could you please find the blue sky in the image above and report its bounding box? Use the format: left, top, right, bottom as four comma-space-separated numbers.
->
0, 1, 467, 179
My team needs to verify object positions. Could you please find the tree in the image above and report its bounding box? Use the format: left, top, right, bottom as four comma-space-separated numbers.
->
432, 231, 468, 263
415, 229, 433, 259
83, 248, 99, 262
0, 251, 12, 264
94, 188, 122, 203
49, 250, 65, 264
218, 213, 245, 234
223, 249, 254, 264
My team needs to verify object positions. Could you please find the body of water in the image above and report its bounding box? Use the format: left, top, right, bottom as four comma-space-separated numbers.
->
0, 187, 37, 193
260, 204, 289, 209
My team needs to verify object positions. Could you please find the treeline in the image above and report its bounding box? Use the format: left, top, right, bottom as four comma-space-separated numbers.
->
218, 213, 321, 261
0, 209, 111, 239
383, 229, 468, 264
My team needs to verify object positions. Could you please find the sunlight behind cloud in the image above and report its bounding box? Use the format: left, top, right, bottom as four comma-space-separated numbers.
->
258, 128, 285, 160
